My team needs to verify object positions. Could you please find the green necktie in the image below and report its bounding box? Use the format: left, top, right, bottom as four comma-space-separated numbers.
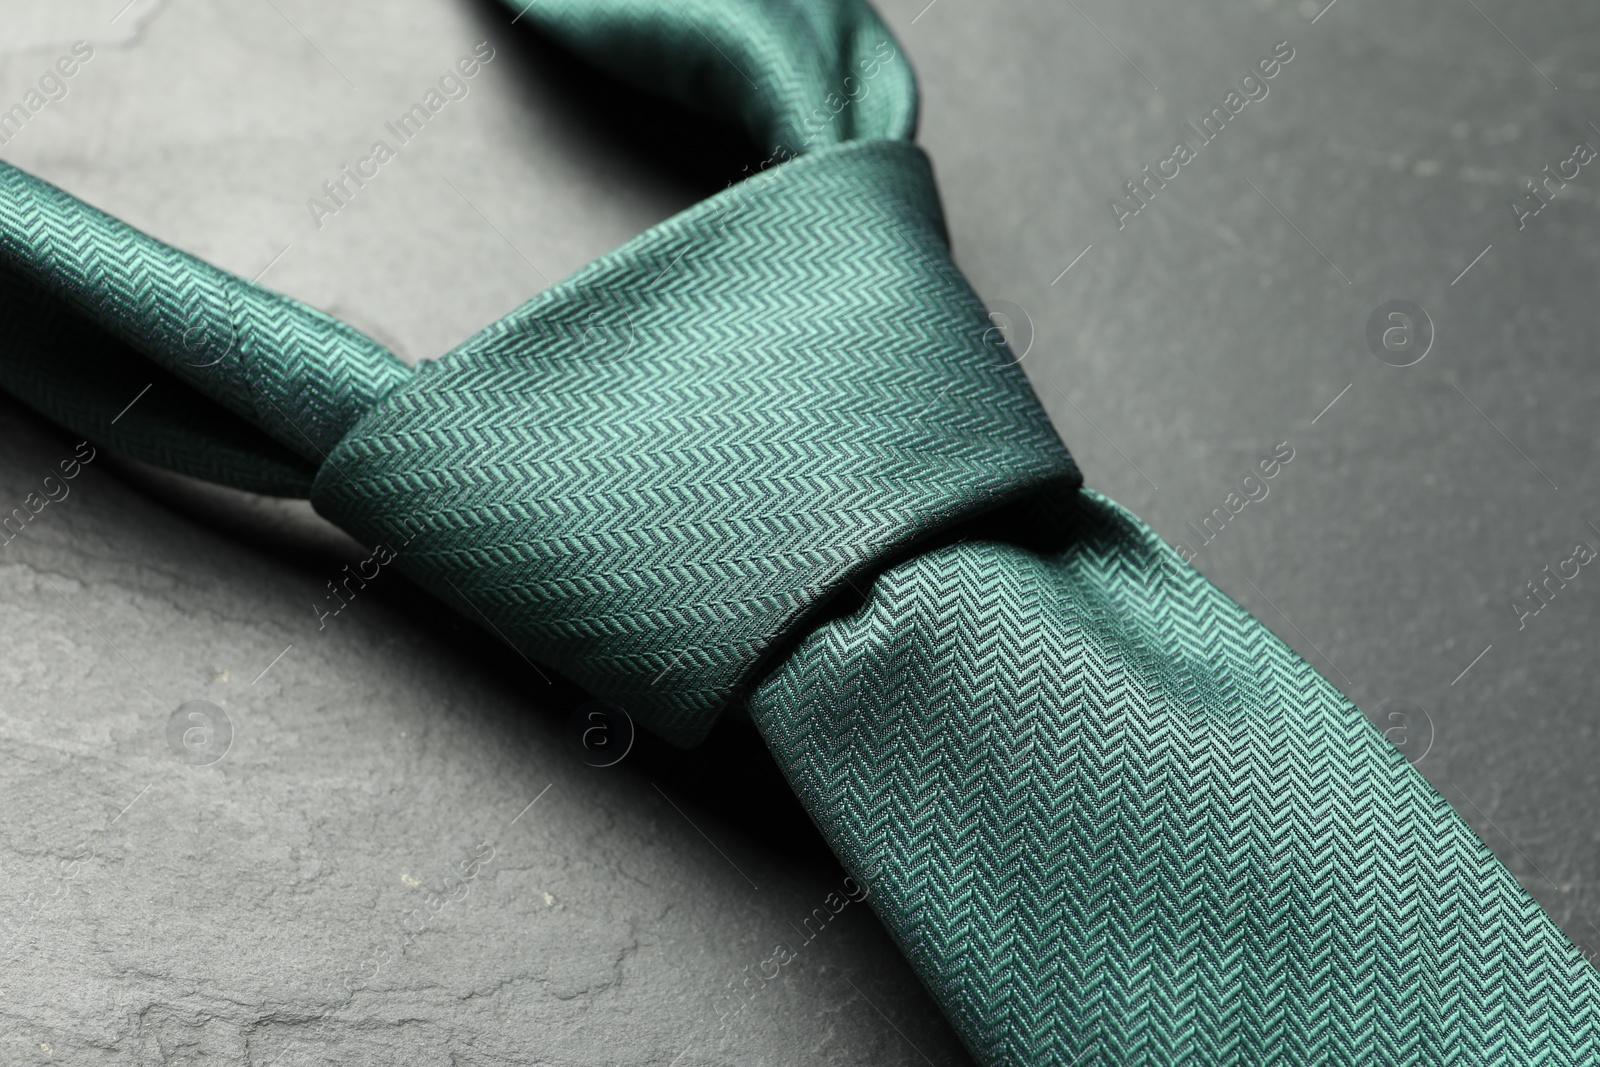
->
3, 1, 1598, 1063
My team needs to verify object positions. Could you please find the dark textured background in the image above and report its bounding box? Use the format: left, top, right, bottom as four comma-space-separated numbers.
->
1, 0, 1597, 1063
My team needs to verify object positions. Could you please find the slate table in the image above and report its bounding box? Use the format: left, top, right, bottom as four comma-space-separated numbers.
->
2, 0, 1598, 1063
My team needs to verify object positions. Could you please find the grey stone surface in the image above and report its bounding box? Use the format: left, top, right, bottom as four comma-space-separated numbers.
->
2, 0, 1600, 1063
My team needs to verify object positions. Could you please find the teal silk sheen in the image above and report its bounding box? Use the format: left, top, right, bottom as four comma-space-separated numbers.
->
312, 137, 1078, 742
2, 0, 1598, 1064
753, 489, 1600, 1063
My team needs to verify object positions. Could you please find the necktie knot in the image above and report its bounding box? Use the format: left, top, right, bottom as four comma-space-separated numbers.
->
310, 139, 1078, 742
0, 44, 1074, 746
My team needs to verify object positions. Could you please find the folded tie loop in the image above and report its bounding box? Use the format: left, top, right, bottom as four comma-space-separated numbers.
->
518, 0, 918, 155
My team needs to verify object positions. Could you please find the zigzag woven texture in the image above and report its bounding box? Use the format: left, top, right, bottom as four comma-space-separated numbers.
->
0, 0, 1596, 1061
751, 487, 1600, 1065
521, 0, 918, 152
312, 138, 1080, 744
0, 256, 325, 495
0, 159, 411, 493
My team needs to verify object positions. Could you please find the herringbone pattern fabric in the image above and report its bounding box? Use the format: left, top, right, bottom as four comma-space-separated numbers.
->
0, 257, 324, 495
0, 160, 411, 492
0, 0, 1595, 1062
752, 488, 1600, 1064
522, 0, 917, 153
312, 138, 1079, 744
